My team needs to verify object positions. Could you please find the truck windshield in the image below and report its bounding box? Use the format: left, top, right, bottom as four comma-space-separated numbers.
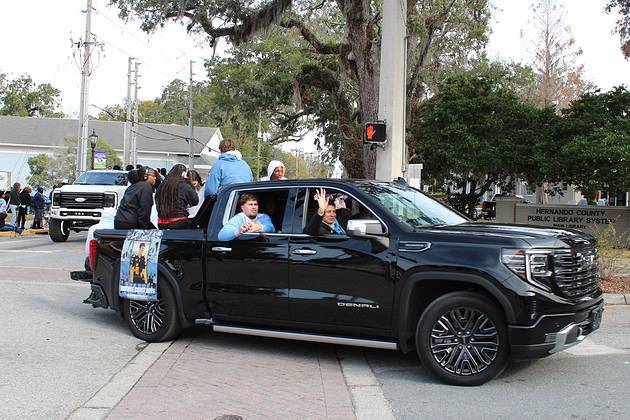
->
358, 182, 468, 228
74, 172, 128, 186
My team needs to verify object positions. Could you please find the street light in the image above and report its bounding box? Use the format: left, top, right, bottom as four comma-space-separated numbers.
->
89, 129, 98, 170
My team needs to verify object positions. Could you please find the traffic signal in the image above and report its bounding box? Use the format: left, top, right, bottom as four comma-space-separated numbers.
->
363, 121, 386, 145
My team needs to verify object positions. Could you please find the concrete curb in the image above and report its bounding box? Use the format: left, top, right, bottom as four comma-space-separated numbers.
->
603, 293, 629, 305
337, 347, 395, 420
0, 228, 48, 238
67, 341, 173, 420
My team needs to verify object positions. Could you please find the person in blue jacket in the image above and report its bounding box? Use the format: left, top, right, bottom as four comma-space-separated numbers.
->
218, 193, 275, 241
205, 139, 253, 197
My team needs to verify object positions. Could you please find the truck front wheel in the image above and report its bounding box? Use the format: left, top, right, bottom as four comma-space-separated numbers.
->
48, 219, 70, 242
415, 291, 509, 386
123, 281, 181, 342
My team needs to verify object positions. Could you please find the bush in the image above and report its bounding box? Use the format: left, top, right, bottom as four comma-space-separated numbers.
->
589, 224, 630, 281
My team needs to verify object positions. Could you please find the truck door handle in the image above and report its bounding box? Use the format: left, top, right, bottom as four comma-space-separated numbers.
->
211, 246, 232, 253
292, 248, 317, 255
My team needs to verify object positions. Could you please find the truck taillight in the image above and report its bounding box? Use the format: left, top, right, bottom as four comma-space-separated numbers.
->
89, 240, 98, 271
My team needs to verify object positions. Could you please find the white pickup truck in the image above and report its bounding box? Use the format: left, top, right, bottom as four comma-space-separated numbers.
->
49, 170, 128, 242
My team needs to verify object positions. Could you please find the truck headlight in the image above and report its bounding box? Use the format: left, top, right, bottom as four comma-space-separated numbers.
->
501, 249, 553, 291
103, 193, 116, 208
52, 192, 60, 207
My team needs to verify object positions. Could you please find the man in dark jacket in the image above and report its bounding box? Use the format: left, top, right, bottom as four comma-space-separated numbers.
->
114, 167, 157, 229
8, 183, 21, 226
31, 187, 46, 229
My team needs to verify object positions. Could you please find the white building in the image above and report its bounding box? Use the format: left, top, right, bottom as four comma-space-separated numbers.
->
0, 116, 222, 186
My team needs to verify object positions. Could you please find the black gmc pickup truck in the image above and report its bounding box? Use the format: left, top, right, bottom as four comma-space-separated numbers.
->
76, 179, 603, 386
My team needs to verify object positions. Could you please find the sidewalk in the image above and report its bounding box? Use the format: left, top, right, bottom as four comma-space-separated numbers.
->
107, 332, 355, 420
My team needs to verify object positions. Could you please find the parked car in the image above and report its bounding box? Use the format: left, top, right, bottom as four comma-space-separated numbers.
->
72, 179, 603, 386
480, 200, 496, 219
49, 170, 128, 242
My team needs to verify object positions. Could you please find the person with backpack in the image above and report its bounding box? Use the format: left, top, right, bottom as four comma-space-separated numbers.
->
31, 187, 46, 229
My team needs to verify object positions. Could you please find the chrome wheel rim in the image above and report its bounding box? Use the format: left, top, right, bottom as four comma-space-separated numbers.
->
129, 299, 166, 335
429, 307, 499, 376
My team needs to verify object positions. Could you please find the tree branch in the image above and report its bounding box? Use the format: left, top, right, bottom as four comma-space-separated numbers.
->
280, 18, 348, 54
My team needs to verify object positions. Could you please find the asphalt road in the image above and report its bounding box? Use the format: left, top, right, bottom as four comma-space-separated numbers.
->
0, 232, 143, 420
365, 306, 630, 419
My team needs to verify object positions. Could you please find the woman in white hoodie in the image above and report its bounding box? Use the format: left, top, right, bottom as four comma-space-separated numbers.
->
260, 160, 287, 181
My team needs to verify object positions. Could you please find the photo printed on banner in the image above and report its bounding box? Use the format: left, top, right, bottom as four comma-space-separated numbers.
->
119, 229, 163, 301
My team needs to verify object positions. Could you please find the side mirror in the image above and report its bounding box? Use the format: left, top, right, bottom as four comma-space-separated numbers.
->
347, 219, 384, 236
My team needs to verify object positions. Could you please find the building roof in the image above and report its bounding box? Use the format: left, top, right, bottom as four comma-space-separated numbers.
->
0, 115, 219, 155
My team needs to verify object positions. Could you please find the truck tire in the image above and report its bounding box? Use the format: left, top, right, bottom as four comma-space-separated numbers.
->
415, 291, 509, 386
49, 219, 70, 242
123, 281, 181, 342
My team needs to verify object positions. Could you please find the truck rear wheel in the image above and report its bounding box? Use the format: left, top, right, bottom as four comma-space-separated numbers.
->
415, 291, 509, 386
123, 281, 181, 342
48, 219, 70, 242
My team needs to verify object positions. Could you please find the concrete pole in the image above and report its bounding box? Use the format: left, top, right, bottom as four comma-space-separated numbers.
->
123, 57, 133, 165
256, 112, 262, 179
375, 0, 407, 181
76, 0, 93, 176
188, 60, 195, 169
130, 61, 140, 166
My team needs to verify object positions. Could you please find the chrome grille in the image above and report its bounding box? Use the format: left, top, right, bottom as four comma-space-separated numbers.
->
552, 247, 599, 299
59, 192, 105, 209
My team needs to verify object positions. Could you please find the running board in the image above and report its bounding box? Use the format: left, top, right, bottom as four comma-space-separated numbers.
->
209, 324, 398, 350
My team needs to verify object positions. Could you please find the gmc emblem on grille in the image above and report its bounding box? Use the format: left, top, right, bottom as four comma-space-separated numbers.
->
74, 197, 86, 203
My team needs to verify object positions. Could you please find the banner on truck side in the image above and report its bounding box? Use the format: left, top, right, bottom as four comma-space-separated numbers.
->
119, 229, 163, 301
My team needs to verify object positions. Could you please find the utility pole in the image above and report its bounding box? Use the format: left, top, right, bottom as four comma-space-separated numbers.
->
188, 60, 195, 169
130, 61, 140, 166
375, 0, 407, 181
76, 0, 94, 176
123, 57, 134, 166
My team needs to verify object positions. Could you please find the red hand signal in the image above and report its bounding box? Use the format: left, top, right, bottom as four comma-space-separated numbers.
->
366, 125, 376, 140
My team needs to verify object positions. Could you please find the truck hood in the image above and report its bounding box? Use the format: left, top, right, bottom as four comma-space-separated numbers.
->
411, 222, 594, 249
57, 184, 127, 194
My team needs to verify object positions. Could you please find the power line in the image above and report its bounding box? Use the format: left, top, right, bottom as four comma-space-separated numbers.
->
92, 6, 182, 63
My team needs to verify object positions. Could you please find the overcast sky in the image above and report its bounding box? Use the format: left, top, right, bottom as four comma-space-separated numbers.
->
1, 0, 628, 124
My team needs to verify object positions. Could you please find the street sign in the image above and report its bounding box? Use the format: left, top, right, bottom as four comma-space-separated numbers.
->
363, 121, 386, 145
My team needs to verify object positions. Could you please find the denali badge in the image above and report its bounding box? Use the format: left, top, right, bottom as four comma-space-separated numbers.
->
75, 197, 86, 202
337, 302, 379, 309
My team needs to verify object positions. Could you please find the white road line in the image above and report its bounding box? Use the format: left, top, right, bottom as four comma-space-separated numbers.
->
1, 280, 85, 287
67, 341, 173, 420
564, 338, 627, 356
0, 265, 71, 270
0, 249, 56, 253
337, 347, 396, 420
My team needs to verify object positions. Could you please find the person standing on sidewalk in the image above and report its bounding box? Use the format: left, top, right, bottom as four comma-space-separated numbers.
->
31, 187, 46, 229
17, 186, 32, 230
8, 183, 21, 226
204, 139, 253, 197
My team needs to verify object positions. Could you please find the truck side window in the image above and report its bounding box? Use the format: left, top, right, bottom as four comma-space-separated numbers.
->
228, 189, 292, 234
303, 187, 378, 236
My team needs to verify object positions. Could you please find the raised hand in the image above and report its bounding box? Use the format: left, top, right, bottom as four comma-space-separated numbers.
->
314, 188, 328, 214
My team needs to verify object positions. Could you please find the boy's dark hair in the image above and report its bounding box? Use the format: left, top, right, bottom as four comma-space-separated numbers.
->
238, 193, 258, 207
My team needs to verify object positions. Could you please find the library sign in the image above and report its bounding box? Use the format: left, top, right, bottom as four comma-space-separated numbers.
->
513, 204, 629, 233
